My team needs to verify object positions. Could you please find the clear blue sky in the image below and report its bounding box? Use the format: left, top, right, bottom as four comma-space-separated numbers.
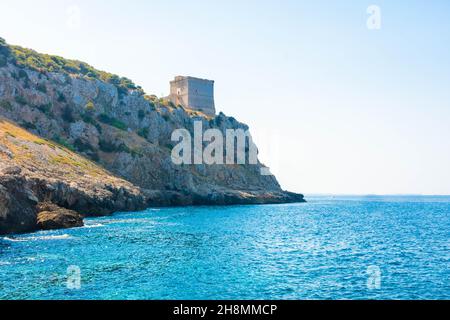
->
1, 0, 450, 195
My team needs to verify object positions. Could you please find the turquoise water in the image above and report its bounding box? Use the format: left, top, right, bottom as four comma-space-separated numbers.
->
0, 196, 449, 300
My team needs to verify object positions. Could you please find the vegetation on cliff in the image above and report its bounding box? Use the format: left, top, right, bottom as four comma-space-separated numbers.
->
0, 118, 147, 234
0, 37, 304, 235
0, 36, 142, 96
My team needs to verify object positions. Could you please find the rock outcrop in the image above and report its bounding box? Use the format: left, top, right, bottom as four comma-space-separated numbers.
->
36, 202, 83, 231
0, 119, 147, 234
0, 166, 38, 234
0, 38, 305, 235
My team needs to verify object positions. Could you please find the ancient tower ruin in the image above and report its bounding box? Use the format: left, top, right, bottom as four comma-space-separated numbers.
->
169, 76, 216, 116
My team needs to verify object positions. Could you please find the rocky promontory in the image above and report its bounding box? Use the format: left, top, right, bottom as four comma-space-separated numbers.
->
0, 37, 304, 235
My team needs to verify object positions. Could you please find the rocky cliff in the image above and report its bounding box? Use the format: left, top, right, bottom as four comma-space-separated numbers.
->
0, 38, 304, 234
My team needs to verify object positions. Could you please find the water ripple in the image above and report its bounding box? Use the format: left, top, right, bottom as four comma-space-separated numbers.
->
0, 196, 449, 300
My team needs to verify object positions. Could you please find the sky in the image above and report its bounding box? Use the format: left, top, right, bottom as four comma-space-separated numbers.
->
1, 0, 449, 195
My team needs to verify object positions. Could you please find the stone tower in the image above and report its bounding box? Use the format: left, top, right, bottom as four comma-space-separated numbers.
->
169, 76, 216, 116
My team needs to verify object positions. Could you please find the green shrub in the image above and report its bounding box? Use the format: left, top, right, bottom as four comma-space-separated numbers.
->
215, 116, 224, 126
98, 140, 140, 157
15, 95, 27, 105
62, 105, 75, 123
74, 138, 93, 152
23, 78, 30, 89
57, 92, 66, 102
0, 100, 12, 111
166, 142, 174, 149
64, 74, 72, 85
0, 55, 6, 67
117, 86, 128, 99
99, 140, 116, 153
0, 39, 9, 67
138, 109, 145, 120
21, 121, 37, 130
85, 71, 98, 79
97, 113, 127, 131
53, 136, 75, 152
37, 83, 47, 93
81, 113, 102, 133
18, 69, 28, 79
128, 147, 142, 158
89, 152, 100, 162
137, 127, 149, 138
81, 112, 93, 124
99, 140, 129, 153
36, 102, 52, 114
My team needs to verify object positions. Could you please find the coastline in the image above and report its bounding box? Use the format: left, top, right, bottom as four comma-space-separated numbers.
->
0, 40, 305, 236
0, 164, 305, 236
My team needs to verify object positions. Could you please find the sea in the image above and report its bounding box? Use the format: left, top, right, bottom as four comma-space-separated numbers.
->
0, 196, 449, 300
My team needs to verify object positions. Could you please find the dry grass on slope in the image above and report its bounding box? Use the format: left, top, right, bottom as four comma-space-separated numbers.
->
0, 117, 133, 186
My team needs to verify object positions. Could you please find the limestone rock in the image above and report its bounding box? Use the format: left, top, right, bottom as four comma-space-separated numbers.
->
0, 39, 305, 235
0, 166, 38, 234
36, 202, 84, 230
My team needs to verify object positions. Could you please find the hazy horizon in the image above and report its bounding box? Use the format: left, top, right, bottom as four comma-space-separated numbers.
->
1, 0, 449, 195
305, 193, 450, 197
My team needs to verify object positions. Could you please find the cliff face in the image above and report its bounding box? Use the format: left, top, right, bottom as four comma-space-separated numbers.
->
0, 119, 147, 234
0, 38, 304, 234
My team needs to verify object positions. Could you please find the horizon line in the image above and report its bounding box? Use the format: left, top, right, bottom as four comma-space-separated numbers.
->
304, 193, 450, 197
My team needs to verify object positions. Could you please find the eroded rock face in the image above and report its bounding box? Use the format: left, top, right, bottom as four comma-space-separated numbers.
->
0, 160, 148, 234
0, 166, 38, 234
0, 41, 305, 235
0, 120, 148, 234
0, 63, 285, 196
36, 202, 84, 230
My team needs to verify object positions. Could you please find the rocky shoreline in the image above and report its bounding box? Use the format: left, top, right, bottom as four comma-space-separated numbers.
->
0, 164, 304, 235
0, 38, 305, 235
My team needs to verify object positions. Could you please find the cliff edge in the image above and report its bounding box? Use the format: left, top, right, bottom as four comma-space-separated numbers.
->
0, 38, 304, 234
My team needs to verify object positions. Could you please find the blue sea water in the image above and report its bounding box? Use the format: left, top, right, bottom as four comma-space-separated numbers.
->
0, 196, 449, 300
